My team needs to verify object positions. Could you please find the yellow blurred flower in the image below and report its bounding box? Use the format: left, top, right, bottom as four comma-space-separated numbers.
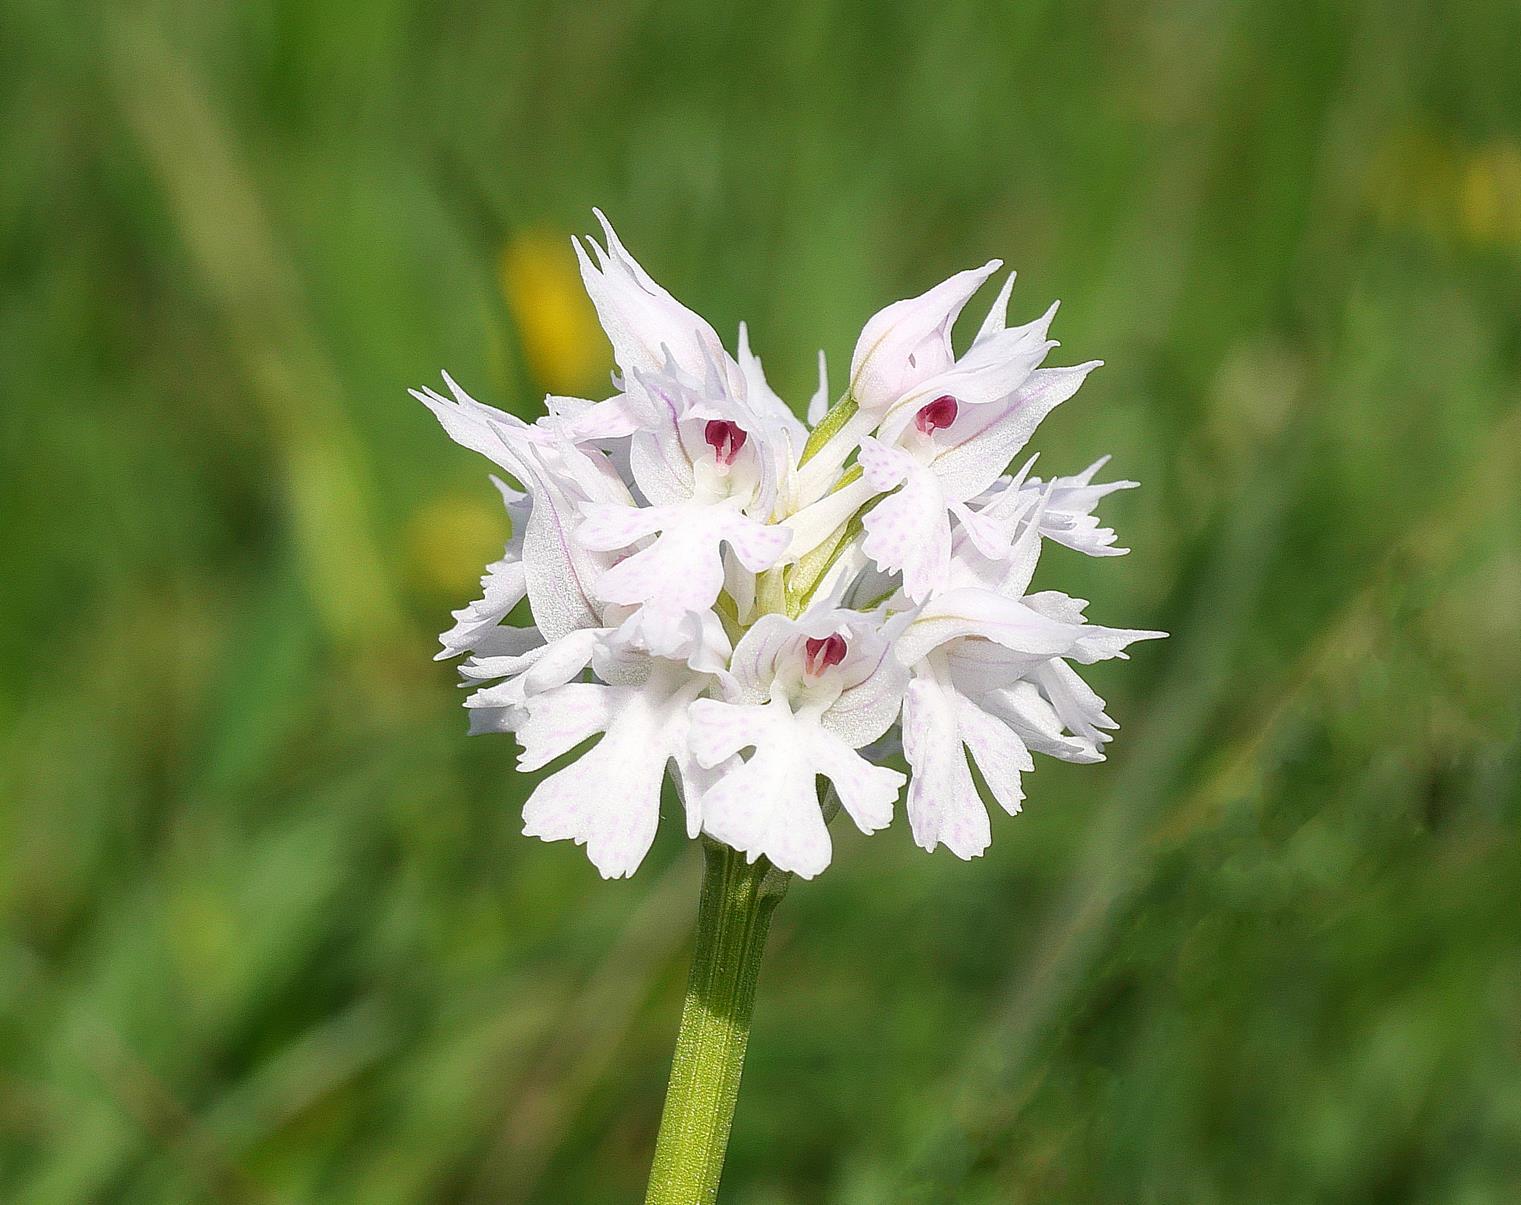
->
1367, 128, 1521, 248
500, 229, 607, 394
1460, 143, 1521, 245
405, 492, 507, 599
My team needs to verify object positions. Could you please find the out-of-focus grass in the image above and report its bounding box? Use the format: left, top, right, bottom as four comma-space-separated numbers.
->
2, 1, 1519, 1201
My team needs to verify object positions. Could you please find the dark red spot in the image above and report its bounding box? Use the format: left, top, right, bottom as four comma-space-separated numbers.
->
704, 420, 748, 466
914, 394, 959, 435
804, 634, 848, 676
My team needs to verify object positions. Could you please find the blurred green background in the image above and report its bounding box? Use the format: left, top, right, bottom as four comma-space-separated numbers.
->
3, 0, 1520, 1201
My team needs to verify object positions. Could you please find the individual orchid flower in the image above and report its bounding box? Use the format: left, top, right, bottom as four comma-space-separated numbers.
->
411, 373, 630, 643
575, 349, 794, 654
869, 280, 1062, 436
417, 373, 732, 878
889, 500, 1163, 858
854, 360, 1100, 601
784, 273, 1072, 585
789, 266, 1032, 512
448, 616, 732, 878
508, 641, 725, 879
687, 610, 908, 878
895, 607, 1162, 858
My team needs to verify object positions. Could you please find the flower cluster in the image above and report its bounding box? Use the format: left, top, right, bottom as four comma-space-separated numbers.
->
415, 212, 1163, 879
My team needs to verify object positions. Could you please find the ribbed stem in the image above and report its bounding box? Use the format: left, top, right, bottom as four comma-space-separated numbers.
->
644, 840, 790, 1204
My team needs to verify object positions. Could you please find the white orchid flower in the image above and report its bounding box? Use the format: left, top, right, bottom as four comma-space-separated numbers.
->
888, 494, 1163, 858
510, 644, 723, 879
575, 349, 794, 655
410, 373, 629, 642
687, 610, 908, 878
855, 360, 1100, 601
894, 603, 1162, 858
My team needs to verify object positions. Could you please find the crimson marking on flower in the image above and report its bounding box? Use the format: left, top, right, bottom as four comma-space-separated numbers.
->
704, 420, 748, 466
914, 395, 959, 435
803, 634, 848, 676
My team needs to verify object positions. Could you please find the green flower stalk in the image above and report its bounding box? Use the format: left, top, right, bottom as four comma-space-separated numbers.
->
644, 841, 789, 1204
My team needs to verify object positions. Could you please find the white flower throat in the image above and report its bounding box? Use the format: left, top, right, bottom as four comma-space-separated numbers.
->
690, 418, 759, 506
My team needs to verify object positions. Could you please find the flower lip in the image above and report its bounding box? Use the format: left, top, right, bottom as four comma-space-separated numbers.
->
803, 634, 848, 676
704, 419, 748, 466
914, 395, 959, 435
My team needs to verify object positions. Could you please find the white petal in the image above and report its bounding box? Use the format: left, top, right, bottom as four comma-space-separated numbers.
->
595, 511, 726, 612
463, 627, 603, 709
521, 721, 666, 879
700, 738, 833, 878
437, 554, 528, 660
711, 616, 796, 703
463, 624, 542, 659
859, 458, 952, 604
692, 697, 835, 877
848, 260, 1001, 413
973, 271, 1018, 344
592, 505, 786, 629
519, 455, 624, 639
819, 616, 911, 748
806, 728, 902, 833
1022, 589, 1090, 624
410, 380, 528, 475
561, 394, 642, 442
737, 322, 808, 449
902, 677, 989, 859
946, 499, 1013, 564
954, 694, 1031, 816
1019, 456, 1138, 556
686, 698, 768, 767
515, 682, 615, 771
574, 211, 728, 382
626, 376, 698, 507
981, 681, 1105, 763
856, 435, 914, 493
895, 588, 1079, 669
1069, 623, 1169, 664
577, 503, 666, 551
1033, 659, 1117, 746
607, 607, 733, 676
520, 661, 705, 879
467, 704, 525, 735
722, 513, 792, 572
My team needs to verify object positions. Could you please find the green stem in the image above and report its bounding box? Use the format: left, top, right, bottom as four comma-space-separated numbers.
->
644, 840, 790, 1204
797, 393, 857, 465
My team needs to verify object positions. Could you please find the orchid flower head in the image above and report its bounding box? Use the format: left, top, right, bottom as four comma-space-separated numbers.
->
418, 212, 1163, 878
